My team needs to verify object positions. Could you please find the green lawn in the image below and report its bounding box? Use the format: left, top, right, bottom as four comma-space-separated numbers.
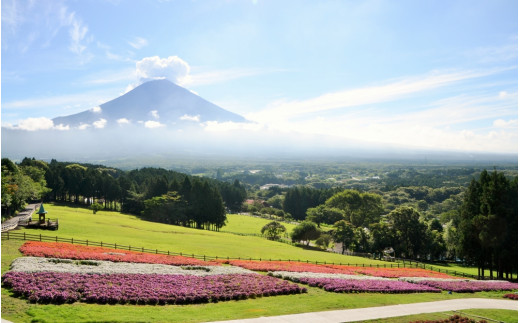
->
223, 213, 297, 236
10, 204, 387, 265
1, 203, 517, 323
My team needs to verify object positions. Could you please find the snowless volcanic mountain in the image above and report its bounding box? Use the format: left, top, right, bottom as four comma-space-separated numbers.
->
52, 79, 246, 128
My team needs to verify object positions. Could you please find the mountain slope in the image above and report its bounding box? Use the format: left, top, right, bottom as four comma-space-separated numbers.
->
52, 79, 246, 128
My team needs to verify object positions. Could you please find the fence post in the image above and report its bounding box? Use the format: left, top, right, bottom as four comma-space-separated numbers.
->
71, 237, 73, 244
56, 236, 58, 243
115, 243, 117, 249
101, 241, 103, 247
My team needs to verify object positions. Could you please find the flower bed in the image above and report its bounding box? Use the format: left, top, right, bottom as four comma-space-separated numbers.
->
221, 260, 359, 275
292, 277, 440, 293
10, 257, 254, 276
410, 314, 488, 323
503, 293, 518, 300
20, 241, 216, 266
354, 267, 457, 279
223, 260, 459, 279
407, 279, 518, 293
269, 271, 390, 281
2, 272, 306, 305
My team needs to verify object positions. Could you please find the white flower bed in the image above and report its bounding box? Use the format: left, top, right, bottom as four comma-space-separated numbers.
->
398, 277, 471, 283
399, 277, 512, 284
269, 271, 390, 281
9, 257, 256, 276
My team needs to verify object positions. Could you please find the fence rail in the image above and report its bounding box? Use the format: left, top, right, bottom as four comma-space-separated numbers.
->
1, 231, 499, 281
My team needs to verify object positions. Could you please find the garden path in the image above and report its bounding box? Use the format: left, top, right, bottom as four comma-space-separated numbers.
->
211, 298, 518, 323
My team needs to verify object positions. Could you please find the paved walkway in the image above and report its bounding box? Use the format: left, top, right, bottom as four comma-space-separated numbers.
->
211, 298, 518, 323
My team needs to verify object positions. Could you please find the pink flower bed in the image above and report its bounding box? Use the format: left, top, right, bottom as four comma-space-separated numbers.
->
413, 280, 518, 293
19, 241, 218, 266
2, 271, 306, 305
297, 277, 440, 294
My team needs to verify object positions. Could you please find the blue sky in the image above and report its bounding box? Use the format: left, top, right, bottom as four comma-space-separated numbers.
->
2, 0, 518, 153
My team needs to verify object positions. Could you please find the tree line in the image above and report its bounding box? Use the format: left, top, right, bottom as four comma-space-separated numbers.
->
2, 158, 247, 231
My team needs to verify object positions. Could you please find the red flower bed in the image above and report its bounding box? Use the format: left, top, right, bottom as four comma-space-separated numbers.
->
221, 260, 359, 275
20, 241, 218, 266
354, 267, 457, 279
503, 293, 518, 300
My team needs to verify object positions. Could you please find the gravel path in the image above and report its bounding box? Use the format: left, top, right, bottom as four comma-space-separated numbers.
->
209, 298, 518, 323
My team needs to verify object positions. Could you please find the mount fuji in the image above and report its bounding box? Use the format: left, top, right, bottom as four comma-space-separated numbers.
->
52, 79, 246, 129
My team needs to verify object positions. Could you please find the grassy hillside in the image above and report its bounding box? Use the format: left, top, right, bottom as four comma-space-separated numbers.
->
15, 204, 386, 265
1, 204, 516, 323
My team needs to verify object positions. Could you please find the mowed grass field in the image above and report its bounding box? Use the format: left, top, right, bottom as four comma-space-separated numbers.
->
10, 204, 386, 264
1, 203, 517, 323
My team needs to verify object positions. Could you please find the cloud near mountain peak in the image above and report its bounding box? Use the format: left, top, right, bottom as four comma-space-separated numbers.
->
136, 56, 190, 85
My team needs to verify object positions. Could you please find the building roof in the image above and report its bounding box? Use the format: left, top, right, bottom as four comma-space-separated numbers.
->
37, 204, 48, 214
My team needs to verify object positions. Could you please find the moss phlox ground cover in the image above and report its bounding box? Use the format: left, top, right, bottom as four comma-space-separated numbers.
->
20, 241, 217, 266
3, 241, 518, 306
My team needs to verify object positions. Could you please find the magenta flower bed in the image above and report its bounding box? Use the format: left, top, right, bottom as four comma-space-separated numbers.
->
414, 280, 518, 293
297, 277, 440, 293
2, 272, 306, 305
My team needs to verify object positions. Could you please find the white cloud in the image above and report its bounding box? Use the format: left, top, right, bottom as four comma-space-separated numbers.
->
117, 118, 130, 125
128, 37, 148, 49
92, 118, 107, 128
249, 69, 497, 123
493, 119, 517, 128
179, 114, 200, 122
144, 120, 165, 128
78, 123, 90, 130
54, 124, 70, 131
150, 110, 160, 119
58, 5, 92, 60
91, 106, 102, 113
136, 56, 190, 84
12, 117, 54, 131
4, 117, 70, 131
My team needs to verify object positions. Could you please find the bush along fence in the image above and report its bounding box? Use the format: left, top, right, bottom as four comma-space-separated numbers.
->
0, 231, 504, 281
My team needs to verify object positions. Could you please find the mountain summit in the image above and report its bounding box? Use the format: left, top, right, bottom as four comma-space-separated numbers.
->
52, 79, 246, 128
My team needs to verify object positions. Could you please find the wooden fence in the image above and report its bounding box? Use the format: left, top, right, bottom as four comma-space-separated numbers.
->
1, 231, 492, 280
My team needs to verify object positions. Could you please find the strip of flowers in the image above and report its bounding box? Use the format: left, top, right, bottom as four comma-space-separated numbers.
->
221, 260, 359, 274
19, 241, 217, 266
290, 277, 441, 293
9, 257, 255, 276
404, 279, 518, 293
353, 267, 457, 279
268, 271, 391, 281
1, 272, 307, 305
222, 260, 459, 279
398, 277, 476, 283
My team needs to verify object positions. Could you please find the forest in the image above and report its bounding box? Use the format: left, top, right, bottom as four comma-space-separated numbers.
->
1, 157, 517, 279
